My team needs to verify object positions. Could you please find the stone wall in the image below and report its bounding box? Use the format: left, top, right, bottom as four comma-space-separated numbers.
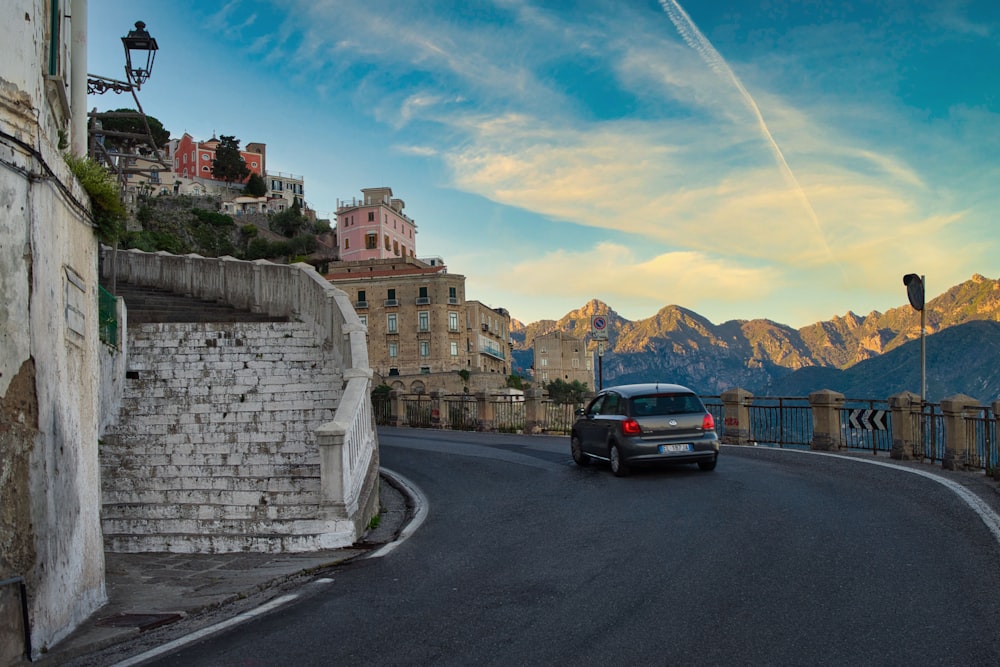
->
0, 0, 106, 656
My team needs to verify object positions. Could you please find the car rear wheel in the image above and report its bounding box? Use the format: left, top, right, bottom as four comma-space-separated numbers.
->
571, 435, 590, 466
609, 443, 630, 477
698, 454, 718, 472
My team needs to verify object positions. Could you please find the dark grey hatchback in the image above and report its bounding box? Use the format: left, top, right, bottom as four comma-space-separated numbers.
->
570, 383, 719, 476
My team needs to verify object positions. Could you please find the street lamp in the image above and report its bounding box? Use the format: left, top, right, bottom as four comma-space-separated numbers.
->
121, 21, 159, 89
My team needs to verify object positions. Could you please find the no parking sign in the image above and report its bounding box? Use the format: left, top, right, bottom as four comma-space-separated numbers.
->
591, 315, 608, 340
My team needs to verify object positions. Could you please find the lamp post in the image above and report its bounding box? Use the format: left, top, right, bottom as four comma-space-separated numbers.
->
121, 21, 159, 90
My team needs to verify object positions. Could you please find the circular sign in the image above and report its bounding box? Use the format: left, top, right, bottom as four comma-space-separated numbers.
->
592, 316, 607, 331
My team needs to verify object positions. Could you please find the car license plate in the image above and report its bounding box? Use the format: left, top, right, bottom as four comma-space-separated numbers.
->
660, 444, 692, 453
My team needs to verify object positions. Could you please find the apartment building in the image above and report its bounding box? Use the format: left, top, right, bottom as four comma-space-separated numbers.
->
533, 331, 594, 389
325, 257, 511, 393
268, 171, 305, 211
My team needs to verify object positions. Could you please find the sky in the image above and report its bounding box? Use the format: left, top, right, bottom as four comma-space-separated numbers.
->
86, 0, 1000, 328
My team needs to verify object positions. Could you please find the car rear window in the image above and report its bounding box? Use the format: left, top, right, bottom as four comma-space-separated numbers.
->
631, 393, 703, 416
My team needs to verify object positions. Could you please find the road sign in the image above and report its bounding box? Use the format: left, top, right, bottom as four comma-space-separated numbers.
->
591, 315, 608, 340
848, 409, 887, 431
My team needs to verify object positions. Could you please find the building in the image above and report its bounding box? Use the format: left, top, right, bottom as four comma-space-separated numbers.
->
169, 133, 265, 183
336, 187, 417, 263
327, 187, 513, 394
533, 331, 594, 389
268, 171, 305, 211
1, 0, 106, 658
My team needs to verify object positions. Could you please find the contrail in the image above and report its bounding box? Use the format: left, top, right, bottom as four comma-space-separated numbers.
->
659, 0, 833, 261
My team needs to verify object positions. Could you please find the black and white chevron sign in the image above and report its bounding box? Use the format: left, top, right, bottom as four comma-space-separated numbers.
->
848, 409, 887, 431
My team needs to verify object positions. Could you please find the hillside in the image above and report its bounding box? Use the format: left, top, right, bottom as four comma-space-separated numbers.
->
513, 274, 1000, 402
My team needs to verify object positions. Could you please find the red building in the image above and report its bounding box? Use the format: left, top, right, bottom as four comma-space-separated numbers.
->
171, 133, 265, 183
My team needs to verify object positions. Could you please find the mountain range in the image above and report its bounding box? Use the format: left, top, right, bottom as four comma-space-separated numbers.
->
510, 274, 1000, 404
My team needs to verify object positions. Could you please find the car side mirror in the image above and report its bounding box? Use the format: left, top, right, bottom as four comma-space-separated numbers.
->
575, 407, 585, 416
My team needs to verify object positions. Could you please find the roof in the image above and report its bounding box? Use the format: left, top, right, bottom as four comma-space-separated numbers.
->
599, 383, 695, 396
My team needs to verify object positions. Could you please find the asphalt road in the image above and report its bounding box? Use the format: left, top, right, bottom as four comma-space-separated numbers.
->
147, 428, 1000, 666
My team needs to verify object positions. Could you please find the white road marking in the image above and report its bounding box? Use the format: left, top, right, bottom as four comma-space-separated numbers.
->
367, 468, 428, 559
111, 594, 298, 667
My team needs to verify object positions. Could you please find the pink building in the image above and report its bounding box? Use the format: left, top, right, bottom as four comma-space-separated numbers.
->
171, 133, 264, 182
336, 187, 417, 262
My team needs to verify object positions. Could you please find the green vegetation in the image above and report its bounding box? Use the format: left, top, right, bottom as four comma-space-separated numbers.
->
545, 378, 588, 404
63, 154, 127, 244
244, 172, 268, 197
98, 109, 170, 153
212, 135, 250, 186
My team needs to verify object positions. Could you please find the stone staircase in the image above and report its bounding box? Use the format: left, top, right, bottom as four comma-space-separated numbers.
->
100, 282, 351, 553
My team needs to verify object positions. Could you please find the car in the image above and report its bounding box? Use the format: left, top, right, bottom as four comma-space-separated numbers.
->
570, 383, 719, 476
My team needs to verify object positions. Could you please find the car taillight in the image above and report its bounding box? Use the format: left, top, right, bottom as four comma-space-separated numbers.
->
702, 413, 715, 431
622, 418, 642, 435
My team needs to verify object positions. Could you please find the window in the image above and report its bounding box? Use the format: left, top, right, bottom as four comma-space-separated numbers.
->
368, 211, 374, 221
387, 313, 397, 333
448, 312, 459, 331
572, 358, 580, 368
358, 290, 366, 303
366, 233, 377, 249
388, 342, 397, 358
359, 315, 368, 327
540, 358, 548, 367
387, 289, 396, 300
420, 341, 430, 357
384, 234, 391, 250
450, 341, 458, 356
418, 311, 429, 332
419, 287, 428, 298
420, 366, 431, 374
393, 240, 399, 255
344, 239, 350, 249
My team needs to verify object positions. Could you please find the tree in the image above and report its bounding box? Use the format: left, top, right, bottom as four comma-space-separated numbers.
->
212, 135, 250, 186
244, 172, 267, 197
545, 379, 589, 405
98, 108, 170, 154
269, 201, 307, 238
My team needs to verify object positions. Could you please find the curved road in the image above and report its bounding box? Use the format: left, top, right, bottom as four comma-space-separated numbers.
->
149, 428, 1000, 666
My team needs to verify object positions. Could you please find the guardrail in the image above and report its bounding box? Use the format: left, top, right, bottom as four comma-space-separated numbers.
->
373, 387, 1000, 478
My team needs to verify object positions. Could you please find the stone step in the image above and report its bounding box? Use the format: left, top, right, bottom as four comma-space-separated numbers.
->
104, 283, 290, 325
101, 502, 322, 521
102, 516, 334, 536
100, 471, 321, 494
103, 530, 353, 554
102, 487, 320, 507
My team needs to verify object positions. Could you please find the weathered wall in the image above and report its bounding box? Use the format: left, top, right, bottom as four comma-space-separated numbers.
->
0, 0, 106, 656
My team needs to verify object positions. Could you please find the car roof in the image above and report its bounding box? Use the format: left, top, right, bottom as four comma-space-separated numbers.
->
599, 383, 696, 398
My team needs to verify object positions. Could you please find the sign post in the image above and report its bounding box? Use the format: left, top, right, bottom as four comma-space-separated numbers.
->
591, 316, 608, 390
902, 274, 926, 406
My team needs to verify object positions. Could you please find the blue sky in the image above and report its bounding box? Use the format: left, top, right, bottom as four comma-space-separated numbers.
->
87, 0, 1000, 328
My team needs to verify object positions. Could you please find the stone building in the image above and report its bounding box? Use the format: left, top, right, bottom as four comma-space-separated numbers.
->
325, 258, 511, 394
327, 186, 512, 394
533, 331, 594, 389
0, 0, 106, 658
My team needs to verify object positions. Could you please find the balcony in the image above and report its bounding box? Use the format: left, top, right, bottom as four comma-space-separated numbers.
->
415, 297, 431, 305
448, 297, 459, 304
481, 323, 489, 332
384, 299, 399, 307
355, 300, 368, 309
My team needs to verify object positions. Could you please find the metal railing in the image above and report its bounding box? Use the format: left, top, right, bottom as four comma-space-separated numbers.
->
492, 397, 526, 433
747, 397, 813, 449
443, 395, 479, 431
838, 399, 893, 454
372, 391, 1000, 475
